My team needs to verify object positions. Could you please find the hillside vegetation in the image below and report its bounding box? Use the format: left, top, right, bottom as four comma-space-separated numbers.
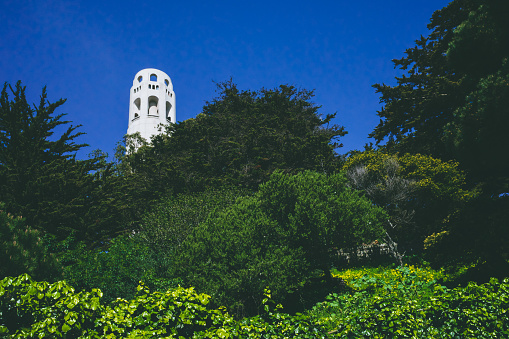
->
1, 0, 509, 337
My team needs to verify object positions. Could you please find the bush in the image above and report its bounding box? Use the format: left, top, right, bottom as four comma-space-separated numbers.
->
343, 150, 474, 252
176, 170, 387, 316
310, 265, 509, 338
0, 274, 328, 338
138, 188, 247, 277
0, 274, 103, 338
0, 207, 60, 281
62, 235, 179, 303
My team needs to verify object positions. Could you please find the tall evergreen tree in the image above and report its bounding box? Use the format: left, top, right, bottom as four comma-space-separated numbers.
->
370, 0, 509, 265
0, 82, 105, 242
371, 0, 509, 194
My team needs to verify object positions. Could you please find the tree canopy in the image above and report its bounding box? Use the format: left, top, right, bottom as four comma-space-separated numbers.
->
0, 82, 89, 236
119, 80, 346, 195
369, 0, 509, 266
371, 0, 509, 195
0, 82, 127, 245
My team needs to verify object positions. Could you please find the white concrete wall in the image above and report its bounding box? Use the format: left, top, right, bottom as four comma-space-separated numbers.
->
127, 68, 176, 142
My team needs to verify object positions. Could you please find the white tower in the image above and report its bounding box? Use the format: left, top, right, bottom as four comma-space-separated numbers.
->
127, 68, 176, 141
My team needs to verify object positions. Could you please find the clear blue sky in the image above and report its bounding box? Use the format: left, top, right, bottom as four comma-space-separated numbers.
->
1, 0, 450, 159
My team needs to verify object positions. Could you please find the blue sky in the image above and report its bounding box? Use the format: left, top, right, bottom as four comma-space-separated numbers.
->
1, 0, 450, 159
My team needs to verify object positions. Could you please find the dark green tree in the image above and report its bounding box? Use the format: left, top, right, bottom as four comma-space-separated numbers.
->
0, 206, 60, 281
371, 0, 509, 194
176, 171, 387, 317
370, 0, 509, 267
0, 82, 112, 243
138, 187, 247, 277
371, 0, 471, 158
61, 235, 180, 303
120, 80, 347, 194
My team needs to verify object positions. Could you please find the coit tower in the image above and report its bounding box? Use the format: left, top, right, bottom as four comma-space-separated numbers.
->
127, 68, 176, 141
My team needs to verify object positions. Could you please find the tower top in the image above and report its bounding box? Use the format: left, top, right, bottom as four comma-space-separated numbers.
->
132, 68, 174, 91
127, 68, 176, 142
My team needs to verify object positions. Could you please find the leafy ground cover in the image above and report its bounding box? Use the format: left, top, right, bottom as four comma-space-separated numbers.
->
1, 265, 508, 338
310, 265, 509, 338
0, 274, 328, 338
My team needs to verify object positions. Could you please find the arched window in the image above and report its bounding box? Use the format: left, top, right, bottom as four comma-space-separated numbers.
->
166, 101, 172, 122
165, 79, 169, 86
148, 96, 159, 116
134, 98, 141, 110
138, 76, 143, 82
150, 74, 157, 82
133, 98, 141, 121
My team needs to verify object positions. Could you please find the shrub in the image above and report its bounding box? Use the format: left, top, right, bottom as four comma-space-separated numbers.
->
176, 170, 387, 316
0, 207, 60, 281
62, 235, 179, 303
0, 275, 328, 338
343, 150, 474, 252
311, 266, 509, 338
138, 187, 247, 277
0, 274, 102, 338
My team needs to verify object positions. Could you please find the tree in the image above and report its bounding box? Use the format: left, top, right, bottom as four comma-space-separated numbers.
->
369, 0, 509, 267
0, 206, 60, 281
343, 150, 474, 252
61, 235, 180, 303
119, 80, 347, 194
371, 0, 509, 194
444, 60, 509, 195
370, 0, 471, 158
423, 194, 509, 271
176, 171, 387, 317
0, 82, 107, 243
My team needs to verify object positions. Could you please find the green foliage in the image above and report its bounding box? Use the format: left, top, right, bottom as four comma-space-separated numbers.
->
0, 81, 123, 244
118, 81, 346, 195
366, 0, 509, 265
343, 150, 474, 252
2, 267, 508, 338
371, 0, 509, 196
177, 170, 387, 316
331, 265, 443, 290
138, 188, 247, 277
94, 283, 229, 338
62, 235, 179, 303
80, 148, 152, 244
0, 275, 328, 338
445, 58, 509, 194
195, 288, 329, 339
370, 0, 470, 158
0, 274, 103, 338
0, 274, 220, 338
310, 265, 509, 338
428, 195, 509, 271
0, 81, 85, 235
0, 208, 60, 281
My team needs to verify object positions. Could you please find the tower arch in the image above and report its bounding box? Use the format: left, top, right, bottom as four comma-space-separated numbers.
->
127, 68, 176, 141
